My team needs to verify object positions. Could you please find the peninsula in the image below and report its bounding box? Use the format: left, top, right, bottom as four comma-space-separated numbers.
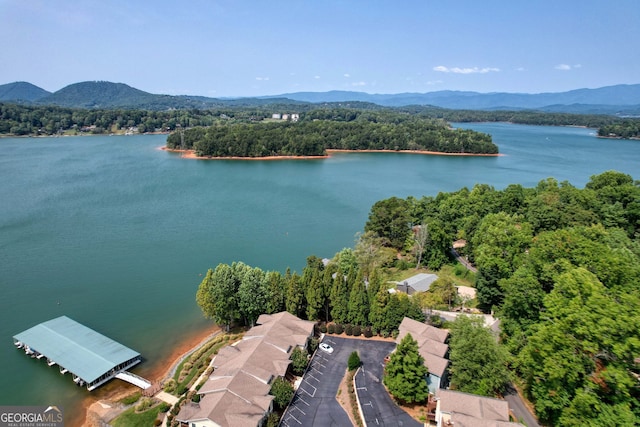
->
165, 110, 499, 158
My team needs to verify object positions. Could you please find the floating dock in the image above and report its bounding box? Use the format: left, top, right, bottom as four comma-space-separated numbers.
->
13, 315, 150, 391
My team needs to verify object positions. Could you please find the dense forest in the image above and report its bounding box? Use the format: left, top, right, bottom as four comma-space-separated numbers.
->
598, 120, 640, 139
2, 101, 640, 140
196, 170, 640, 426
166, 116, 498, 156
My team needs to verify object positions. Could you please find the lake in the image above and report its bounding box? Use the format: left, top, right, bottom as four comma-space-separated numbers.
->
1, 123, 639, 424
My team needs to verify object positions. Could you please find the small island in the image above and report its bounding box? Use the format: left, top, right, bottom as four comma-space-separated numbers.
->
165, 110, 499, 158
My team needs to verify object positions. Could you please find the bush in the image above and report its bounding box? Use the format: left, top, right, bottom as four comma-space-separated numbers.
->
381, 330, 390, 338
391, 330, 399, 339
270, 377, 294, 409
352, 325, 362, 336
135, 397, 154, 412
154, 419, 162, 426
191, 393, 201, 403
334, 324, 344, 334
163, 379, 177, 394
319, 324, 327, 334
266, 412, 280, 427
327, 324, 336, 334
348, 351, 361, 371
159, 403, 170, 413
309, 337, 319, 353
345, 324, 353, 336
363, 327, 373, 338
119, 391, 141, 405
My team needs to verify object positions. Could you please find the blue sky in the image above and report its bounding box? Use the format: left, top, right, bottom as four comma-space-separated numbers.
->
1, 0, 638, 97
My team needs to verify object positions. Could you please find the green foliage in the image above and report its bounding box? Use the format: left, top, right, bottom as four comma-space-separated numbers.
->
119, 391, 142, 405
112, 404, 165, 427
383, 333, 429, 404
348, 351, 361, 371
266, 412, 281, 427
290, 347, 308, 376
365, 197, 412, 249
269, 377, 294, 409
448, 316, 509, 396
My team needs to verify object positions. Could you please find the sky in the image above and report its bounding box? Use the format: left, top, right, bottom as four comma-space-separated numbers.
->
1, 0, 639, 98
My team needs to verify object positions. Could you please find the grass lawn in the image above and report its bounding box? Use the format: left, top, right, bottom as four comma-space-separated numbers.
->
112, 405, 163, 427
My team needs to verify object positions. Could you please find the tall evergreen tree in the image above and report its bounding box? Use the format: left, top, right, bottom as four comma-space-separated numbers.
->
330, 271, 349, 324
384, 333, 429, 404
348, 270, 369, 326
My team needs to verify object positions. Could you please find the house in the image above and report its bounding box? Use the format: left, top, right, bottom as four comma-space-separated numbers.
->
397, 317, 450, 394
435, 389, 525, 427
395, 273, 439, 295
176, 312, 314, 427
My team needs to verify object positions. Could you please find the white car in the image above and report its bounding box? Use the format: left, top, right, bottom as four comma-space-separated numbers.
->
319, 343, 334, 354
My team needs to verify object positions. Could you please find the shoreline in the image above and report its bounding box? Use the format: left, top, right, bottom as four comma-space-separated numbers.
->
161, 146, 504, 159
81, 323, 220, 426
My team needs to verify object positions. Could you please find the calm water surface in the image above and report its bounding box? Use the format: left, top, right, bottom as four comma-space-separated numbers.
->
1, 123, 639, 424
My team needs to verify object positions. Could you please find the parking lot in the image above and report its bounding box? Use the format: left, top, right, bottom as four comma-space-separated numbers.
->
281, 336, 421, 427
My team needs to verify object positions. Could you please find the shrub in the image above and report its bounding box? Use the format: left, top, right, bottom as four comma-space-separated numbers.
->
154, 419, 162, 426
327, 324, 336, 334
348, 351, 361, 371
308, 337, 319, 353
135, 397, 154, 412
334, 324, 344, 334
119, 391, 141, 405
391, 330, 399, 339
352, 325, 362, 336
266, 412, 280, 427
319, 324, 327, 334
290, 347, 308, 375
163, 379, 177, 394
159, 403, 170, 413
270, 377, 294, 409
191, 393, 201, 403
363, 327, 373, 338
345, 324, 353, 336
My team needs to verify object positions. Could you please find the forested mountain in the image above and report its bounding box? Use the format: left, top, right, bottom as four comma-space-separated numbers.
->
269, 84, 640, 113
0, 81, 51, 102
2, 80, 638, 114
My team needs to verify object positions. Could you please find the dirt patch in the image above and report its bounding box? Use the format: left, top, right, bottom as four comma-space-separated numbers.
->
336, 370, 359, 427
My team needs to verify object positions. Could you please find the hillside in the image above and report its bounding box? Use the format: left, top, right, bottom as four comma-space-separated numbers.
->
268, 84, 640, 114
0, 81, 51, 102
1, 80, 639, 114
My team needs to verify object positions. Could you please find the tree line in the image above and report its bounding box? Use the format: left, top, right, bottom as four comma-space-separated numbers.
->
196, 250, 425, 337
4, 101, 639, 141
195, 170, 639, 425
361, 170, 640, 425
167, 116, 498, 157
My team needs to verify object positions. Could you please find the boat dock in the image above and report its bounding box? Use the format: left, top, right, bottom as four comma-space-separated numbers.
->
13, 315, 151, 391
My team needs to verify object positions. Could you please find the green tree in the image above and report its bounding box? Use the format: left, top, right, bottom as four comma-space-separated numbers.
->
290, 347, 308, 376
348, 351, 361, 371
383, 333, 429, 404
269, 377, 294, 410
347, 270, 369, 326
195, 264, 240, 331
330, 271, 350, 324
369, 286, 390, 333
448, 316, 509, 396
285, 272, 305, 318
238, 266, 267, 326
365, 197, 412, 249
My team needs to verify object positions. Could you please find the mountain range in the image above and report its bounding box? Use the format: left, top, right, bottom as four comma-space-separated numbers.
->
1, 81, 639, 115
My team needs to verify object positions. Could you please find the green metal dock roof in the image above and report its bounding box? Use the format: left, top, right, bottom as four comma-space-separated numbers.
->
13, 316, 140, 384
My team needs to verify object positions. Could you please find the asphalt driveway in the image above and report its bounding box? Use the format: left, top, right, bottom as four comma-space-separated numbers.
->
281, 336, 421, 427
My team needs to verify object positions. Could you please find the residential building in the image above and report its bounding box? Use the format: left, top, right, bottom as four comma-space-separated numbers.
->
435, 389, 525, 427
176, 312, 314, 427
397, 317, 450, 394
395, 273, 439, 295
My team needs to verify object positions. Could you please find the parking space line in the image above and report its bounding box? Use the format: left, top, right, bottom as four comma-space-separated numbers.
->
300, 383, 317, 397
294, 395, 310, 406
306, 373, 320, 383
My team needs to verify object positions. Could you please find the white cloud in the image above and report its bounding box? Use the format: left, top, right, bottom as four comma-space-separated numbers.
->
427, 80, 443, 85
516, 67, 526, 72
255, 77, 270, 81
314, 75, 321, 79
343, 73, 350, 78
433, 66, 500, 74
351, 81, 366, 87
555, 64, 572, 71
